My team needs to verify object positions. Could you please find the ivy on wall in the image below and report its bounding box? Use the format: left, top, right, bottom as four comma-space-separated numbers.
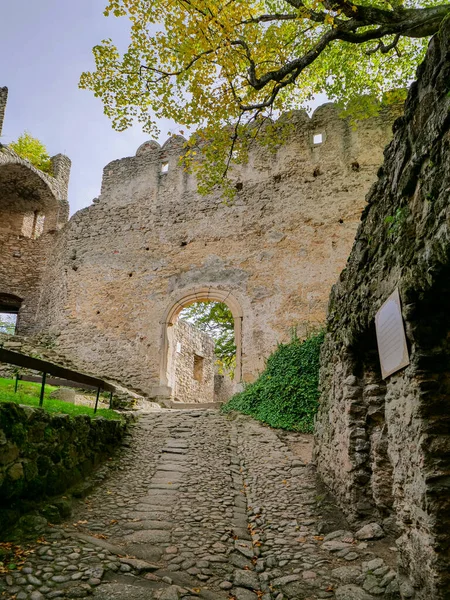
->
222, 330, 324, 432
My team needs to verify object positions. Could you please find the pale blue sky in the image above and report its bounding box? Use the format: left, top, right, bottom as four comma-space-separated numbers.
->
1, 0, 174, 215
1, 1, 326, 216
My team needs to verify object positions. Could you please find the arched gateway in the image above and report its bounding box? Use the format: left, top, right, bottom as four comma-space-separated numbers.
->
159, 288, 244, 399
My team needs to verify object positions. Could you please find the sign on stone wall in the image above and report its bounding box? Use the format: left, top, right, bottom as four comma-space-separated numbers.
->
375, 288, 410, 379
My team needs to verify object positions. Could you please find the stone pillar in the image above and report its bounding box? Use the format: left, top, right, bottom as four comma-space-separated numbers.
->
50, 154, 72, 196
0, 87, 8, 138
50, 154, 72, 226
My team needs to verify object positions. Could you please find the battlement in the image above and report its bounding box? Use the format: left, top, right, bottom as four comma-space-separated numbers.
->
100, 101, 402, 206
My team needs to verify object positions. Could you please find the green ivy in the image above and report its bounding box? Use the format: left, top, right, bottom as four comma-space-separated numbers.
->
221, 330, 325, 432
384, 206, 408, 238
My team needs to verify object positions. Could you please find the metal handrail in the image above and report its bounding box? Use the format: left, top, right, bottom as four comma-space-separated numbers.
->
0, 348, 115, 413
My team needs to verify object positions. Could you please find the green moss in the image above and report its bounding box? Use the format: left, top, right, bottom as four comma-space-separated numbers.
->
10, 423, 26, 445
44, 426, 55, 441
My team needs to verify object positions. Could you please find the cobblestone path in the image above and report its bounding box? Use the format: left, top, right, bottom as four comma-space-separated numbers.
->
1, 410, 401, 600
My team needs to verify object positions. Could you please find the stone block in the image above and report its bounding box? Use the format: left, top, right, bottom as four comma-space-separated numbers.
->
50, 388, 76, 404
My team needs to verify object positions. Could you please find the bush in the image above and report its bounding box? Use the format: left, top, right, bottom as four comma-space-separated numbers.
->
10, 132, 53, 174
221, 330, 325, 432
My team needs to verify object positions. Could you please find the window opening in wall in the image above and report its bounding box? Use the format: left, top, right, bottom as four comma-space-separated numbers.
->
161, 161, 169, 173
22, 212, 34, 237
0, 313, 17, 335
34, 213, 45, 238
0, 294, 22, 335
313, 133, 323, 145
193, 354, 204, 382
21, 210, 46, 239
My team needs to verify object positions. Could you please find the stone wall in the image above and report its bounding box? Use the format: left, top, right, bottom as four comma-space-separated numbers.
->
315, 21, 450, 599
0, 332, 83, 374
0, 234, 56, 334
0, 402, 126, 530
167, 319, 215, 403
30, 102, 399, 397
214, 369, 237, 404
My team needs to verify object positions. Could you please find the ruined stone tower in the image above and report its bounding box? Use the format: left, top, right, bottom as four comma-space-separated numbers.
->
0, 88, 71, 332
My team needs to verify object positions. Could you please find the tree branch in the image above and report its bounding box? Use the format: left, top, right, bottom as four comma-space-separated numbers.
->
239, 3, 450, 109
240, 13, 300, 25
366, 33, 401, 55
137, 1, 450, 114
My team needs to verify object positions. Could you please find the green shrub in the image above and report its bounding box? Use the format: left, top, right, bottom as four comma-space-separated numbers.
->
221, 330, 325, 432
10, 132, 53, 174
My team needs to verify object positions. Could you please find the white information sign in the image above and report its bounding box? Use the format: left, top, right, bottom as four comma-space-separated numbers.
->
375, 288, 410, 379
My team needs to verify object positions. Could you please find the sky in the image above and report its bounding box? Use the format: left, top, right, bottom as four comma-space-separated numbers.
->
1, 1, 327, 217
1, 0, 175, 215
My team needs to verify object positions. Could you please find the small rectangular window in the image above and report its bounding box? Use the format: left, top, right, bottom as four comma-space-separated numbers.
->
161, 162, 169, 173
313, 133, 323, 145
193, 354, 204, 382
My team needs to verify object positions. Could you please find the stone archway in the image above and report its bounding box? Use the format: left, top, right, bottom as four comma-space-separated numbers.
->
159, 288, 243, 396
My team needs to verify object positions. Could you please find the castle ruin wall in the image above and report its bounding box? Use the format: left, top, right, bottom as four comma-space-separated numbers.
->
31, 103, 399, 397
0, 106, 71, 335
167, 319, 215, 404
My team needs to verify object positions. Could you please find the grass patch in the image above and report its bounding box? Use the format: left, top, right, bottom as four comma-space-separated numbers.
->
0, 378, 120, 420
221, 330, 325, 432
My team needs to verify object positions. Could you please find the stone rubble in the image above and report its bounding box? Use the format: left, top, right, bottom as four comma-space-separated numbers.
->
0, 410, 401, 599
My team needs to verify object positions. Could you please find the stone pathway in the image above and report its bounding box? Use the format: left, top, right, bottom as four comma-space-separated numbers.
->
1, 410, 403, 600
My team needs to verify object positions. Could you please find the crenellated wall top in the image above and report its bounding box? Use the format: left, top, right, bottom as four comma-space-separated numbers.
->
100, 100, 402, 204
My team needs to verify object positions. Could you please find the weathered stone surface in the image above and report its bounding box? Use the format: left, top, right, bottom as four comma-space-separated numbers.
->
118, 557, 159, 573
332, 566, 363, 584
233, 587, 258, 600
354, 523, 384, 540
0, 402, 126, 530
233, 569, 260, 590
315, 19, 450, 600
167, 319, 219, 403
49, 387, 76, 404
334, 585, 373, 600
234, 540, 254, 558
0, 410, 400, 600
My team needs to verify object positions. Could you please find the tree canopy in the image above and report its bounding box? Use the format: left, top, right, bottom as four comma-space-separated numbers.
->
10, 132, 52, 175
80, 0, 449, 192
180, 302, 236, 375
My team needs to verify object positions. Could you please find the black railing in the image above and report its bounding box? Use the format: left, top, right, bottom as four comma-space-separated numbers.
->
0, 348, 115, 413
